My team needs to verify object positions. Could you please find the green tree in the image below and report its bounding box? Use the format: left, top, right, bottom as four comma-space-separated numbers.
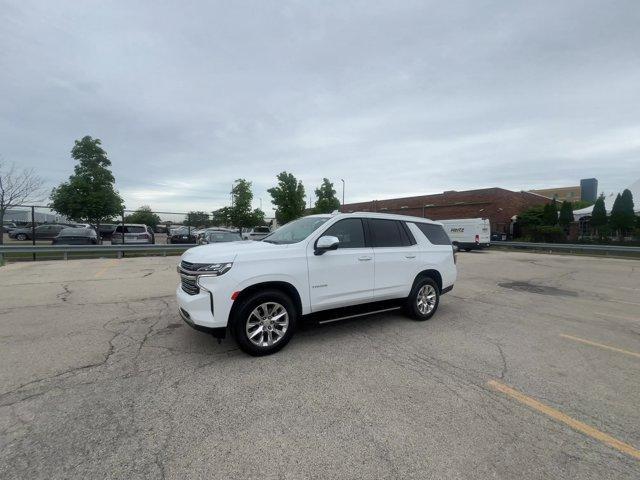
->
185, 211, 210, 227
609, 193, 623, 238
228, 179, 265, 231
125, 205, 161, 229
620, 189, 635, 233
313, 178, 341, 214
610, 189, 635, 238
211, 207, 231, 227
518, 205, 546, 228
50, 136, 124, 242
268, 171, 306, 224
542, 200, 558, 226
558, 201, 574, 229
590, 195, 608, 238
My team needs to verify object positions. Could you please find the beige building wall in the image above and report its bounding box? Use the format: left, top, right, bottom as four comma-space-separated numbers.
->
528, 186, 581, 202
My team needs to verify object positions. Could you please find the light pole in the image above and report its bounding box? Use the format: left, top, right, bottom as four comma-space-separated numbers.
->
340, 179, 345, 208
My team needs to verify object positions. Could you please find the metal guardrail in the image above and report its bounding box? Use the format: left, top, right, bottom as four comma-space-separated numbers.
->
0, 243, 198, 262
2, 241, 639, 263
491, 241, 640, 255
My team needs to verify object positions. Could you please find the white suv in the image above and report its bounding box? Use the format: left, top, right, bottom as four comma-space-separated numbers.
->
176, 212, 456, 356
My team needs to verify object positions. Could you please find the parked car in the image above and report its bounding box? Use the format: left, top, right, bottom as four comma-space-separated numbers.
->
177, 212, 457, 356
168, 228, 198, 244
243, 226, 271, 241
96, 224, 117, 240
199, 230, 243, 244
438, 218, 491, 251
52, 227, 98, 245
111, 224, 155, 244
9, 224, 67, 241
2, 222, 18, 233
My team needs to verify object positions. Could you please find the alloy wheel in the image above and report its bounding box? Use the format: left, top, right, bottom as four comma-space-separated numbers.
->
245, 302, 289, 347
416, 284, 437, 315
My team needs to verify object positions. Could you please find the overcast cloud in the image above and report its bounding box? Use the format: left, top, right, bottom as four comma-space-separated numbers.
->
2, 0, 639, 215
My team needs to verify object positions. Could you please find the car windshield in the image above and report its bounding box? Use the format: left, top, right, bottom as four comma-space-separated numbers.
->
262, 216, 330, 244
253, 227, 270, 233
206, 232, 242, 242
59, 228, 91, 236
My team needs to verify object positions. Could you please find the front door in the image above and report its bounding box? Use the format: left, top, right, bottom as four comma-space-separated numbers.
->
307, 218, 374, 312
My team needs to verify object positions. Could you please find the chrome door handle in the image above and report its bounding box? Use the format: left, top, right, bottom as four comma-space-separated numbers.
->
405, 255, 416, 259
358, 256, 372, 261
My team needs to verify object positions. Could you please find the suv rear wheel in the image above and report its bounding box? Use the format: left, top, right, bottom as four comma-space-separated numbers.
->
231, 289, 297, 356
405, 277, 440, 321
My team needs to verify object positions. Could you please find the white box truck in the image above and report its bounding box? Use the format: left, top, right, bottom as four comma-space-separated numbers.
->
438, 218, 491, 251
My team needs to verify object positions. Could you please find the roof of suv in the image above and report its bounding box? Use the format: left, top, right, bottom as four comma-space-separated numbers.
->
317, 211, 443, 225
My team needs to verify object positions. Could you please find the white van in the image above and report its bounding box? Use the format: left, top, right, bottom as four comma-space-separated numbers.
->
438, 218, 490, 251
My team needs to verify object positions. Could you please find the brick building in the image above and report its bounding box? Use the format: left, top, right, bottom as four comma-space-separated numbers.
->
341, 187, 551, 235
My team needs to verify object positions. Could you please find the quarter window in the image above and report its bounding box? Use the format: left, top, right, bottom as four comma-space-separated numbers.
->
322, 218, 365, 248
413, 223, 451, 245
369, 219, 405, 247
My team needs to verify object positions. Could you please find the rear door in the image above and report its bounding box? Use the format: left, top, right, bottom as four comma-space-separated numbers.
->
367, 219, 418, 300
307, 218, 374, 311
35, 225, 55, 239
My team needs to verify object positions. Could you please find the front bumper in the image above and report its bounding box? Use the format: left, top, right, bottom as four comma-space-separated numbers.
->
179, 307, 226, 339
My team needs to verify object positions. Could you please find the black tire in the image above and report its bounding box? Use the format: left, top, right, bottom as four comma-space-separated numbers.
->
463, 248, 471, 252
405, 277, 440, 321
16, 233, 28, 241
231, 289, 297, 356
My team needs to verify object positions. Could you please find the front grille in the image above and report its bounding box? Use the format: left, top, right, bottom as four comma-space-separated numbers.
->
181, 274, 200, 295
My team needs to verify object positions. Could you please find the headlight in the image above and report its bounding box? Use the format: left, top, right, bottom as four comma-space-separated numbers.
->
194, 262, 233, 275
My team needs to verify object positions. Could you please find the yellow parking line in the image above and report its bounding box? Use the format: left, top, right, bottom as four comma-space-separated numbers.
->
560, 334, 640, 359
94, 259, 118, 278
487, 380, 640, 461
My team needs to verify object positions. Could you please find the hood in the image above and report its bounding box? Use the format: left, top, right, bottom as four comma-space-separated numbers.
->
181, 240, 280, 263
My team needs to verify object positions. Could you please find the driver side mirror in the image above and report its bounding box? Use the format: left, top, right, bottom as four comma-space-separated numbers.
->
315, 235, 339, 255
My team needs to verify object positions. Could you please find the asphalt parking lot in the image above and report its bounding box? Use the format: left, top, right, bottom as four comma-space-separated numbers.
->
1, 251, 638, 479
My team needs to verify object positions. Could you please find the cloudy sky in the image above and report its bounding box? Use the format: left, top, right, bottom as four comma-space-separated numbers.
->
2, 0, 639, 216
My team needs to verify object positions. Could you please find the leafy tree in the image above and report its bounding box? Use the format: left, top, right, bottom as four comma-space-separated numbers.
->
0, 160, 44, 245
620, 189, 635, 232
211, 207, 231, 227
590, 195, 607, 238
268, 171, 306, 224
542, 200, 558, 226
610, 189, 635, 238
609, 193, 623, 237
518, 205, 546, 228
125, 205, 161, 229
50, 136, 124, 242
313, 178, 341, 214
558, 201, 574, 228
227, 179, 265, 231
185, 211, 210, 227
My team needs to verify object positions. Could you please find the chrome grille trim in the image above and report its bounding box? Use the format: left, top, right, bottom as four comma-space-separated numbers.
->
180, 273, 199, 295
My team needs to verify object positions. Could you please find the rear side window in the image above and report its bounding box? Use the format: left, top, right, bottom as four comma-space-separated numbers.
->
368, 219, 408, 247
322, 218, 365, 248
414, 223, 451, 245
115, 226, 146, 234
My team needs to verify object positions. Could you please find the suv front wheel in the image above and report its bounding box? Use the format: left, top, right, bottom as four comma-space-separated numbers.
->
231, 290, 297, 356
405, 277, 440, 321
